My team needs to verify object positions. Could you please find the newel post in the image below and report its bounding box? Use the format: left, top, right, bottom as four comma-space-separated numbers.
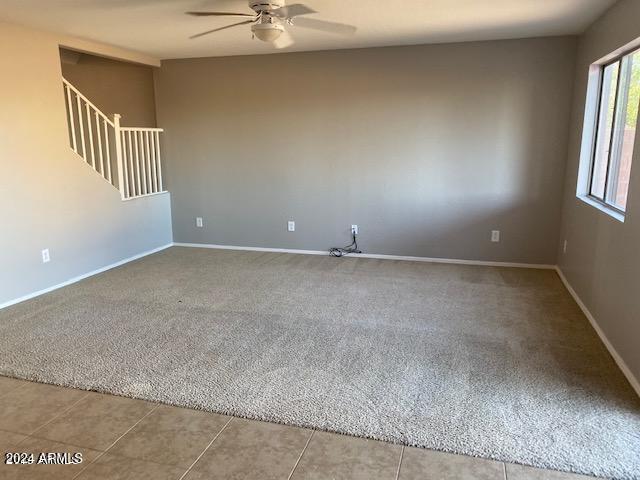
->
113, 114, 126, 200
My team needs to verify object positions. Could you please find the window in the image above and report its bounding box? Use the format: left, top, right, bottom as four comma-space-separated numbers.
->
589, 47, 639, 213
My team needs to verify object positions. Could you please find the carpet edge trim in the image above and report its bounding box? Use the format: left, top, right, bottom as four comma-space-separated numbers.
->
0, 243, 173, 310
172, 242, 556, 269
0, 368, 630, 480
556, 266, 640, 399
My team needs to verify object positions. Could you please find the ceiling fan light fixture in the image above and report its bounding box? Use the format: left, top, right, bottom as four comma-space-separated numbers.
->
251, 23, 284, 42
186, 2, 356, 45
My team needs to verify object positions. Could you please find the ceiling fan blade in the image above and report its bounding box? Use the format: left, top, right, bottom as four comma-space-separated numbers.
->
189, 19, 255, 39
291, 17, 356, 35
274, 30, 295, 49
270, 4, 316, 19
186, 11, 255, 17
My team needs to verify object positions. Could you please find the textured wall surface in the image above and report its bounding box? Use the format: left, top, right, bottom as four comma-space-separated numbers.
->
557, 0, 640, 385
61, 49, 157, 127
0, 22, 172, 306
156, 37, 576, 264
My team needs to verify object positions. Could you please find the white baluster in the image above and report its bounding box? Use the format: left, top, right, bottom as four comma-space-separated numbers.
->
86, 104, 95, 169
149, 131, 157, 193
128, 131, 135, 196
76, 94, 86, 159
104, 121, 112, 184
65, 85, 77, 153
155, 131, 163, 191
132, 131, 141, 196
121, 129, 130, 197
95, 113, 104, 177
113, 114, 126, 200
143, 131, 151, 193
139, 131, 148, 195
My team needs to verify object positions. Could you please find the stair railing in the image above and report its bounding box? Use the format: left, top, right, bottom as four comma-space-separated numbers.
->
62, 77, 166, 201
117, 125, 165, 200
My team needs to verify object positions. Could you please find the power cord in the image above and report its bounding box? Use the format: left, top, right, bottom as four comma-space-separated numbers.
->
329, 231, 362, 257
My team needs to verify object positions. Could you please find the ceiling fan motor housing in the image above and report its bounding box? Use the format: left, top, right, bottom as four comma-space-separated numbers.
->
249, 1, 286, 13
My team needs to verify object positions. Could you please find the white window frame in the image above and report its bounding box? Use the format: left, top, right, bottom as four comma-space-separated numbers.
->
577, 41, 640, 223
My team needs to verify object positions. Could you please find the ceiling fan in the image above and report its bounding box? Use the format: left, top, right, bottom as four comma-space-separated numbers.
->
186, 1, 357, 48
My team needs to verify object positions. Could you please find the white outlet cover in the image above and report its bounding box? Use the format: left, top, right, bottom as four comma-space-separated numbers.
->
41, 249, 50, 263
288, 221, 295, 232
351, 225, 359, 234
196, 217, 203, 228
563, 240, 568, 253
491, 230, 500, 242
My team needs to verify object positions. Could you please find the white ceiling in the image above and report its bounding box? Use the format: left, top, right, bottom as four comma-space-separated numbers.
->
0, 0, 616, 60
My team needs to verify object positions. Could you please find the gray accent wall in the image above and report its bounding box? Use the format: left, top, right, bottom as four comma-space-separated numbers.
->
156, 37, 577, 264
61, 49, 157, 128
0, 22, 172, 306
557, 0, 640, 384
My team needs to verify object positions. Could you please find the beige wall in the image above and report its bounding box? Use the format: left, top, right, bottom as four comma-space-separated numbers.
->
61, 49, 157, 127
558, 0, 640, 385
156, 37, 577, 264
0, 22, 172, 306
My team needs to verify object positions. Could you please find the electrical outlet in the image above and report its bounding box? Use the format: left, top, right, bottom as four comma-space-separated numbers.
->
563, 239, 568, 254
41, 249, 50, 263
196, 217, 203, 228
288, 220, 295, 232
491, 230, 500, 243
351, 225, 359, 235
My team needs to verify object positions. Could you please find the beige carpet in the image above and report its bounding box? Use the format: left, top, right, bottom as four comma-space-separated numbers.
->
0, 247, 639, 479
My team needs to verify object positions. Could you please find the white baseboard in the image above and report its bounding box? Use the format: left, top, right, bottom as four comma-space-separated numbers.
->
0, 244, 173, 310
555, 266, 640, 398
1, 241, 549, 311
173, 242, 328, 257
172, 242, 556, 269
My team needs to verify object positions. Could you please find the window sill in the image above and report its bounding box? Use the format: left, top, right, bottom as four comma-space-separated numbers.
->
577, 195, 625, 223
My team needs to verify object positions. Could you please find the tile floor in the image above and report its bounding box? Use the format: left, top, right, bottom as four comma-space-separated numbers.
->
0, 376, 598, 480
